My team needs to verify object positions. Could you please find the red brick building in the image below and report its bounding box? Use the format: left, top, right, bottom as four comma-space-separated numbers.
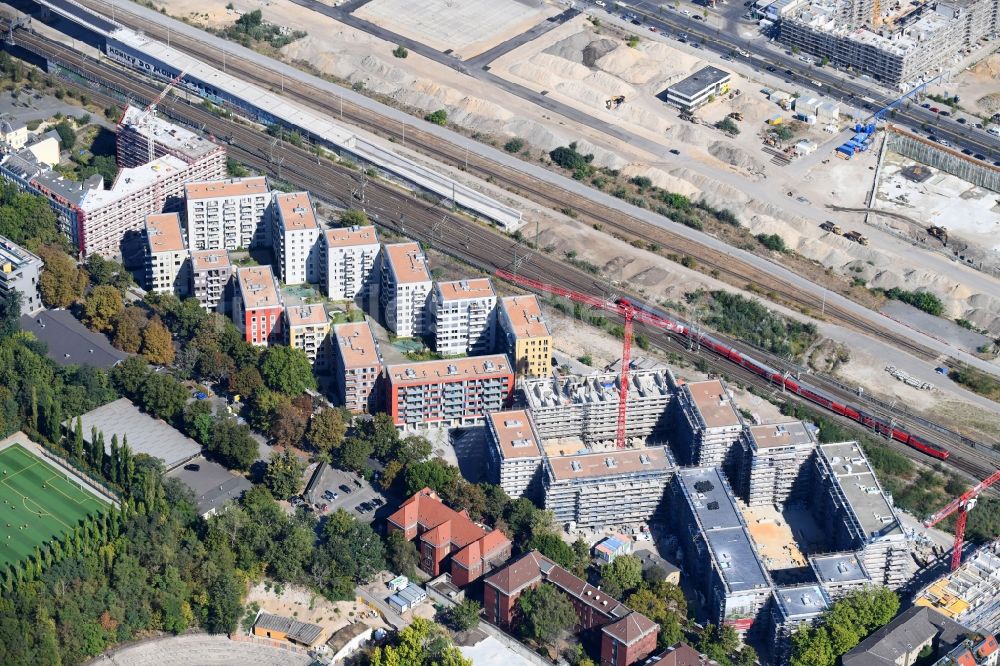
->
387, 488, 511, 586
484, 551, 658, 666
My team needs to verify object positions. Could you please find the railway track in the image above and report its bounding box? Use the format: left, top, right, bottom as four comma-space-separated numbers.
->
9, 28, 997, 484
64, 0, 943, 365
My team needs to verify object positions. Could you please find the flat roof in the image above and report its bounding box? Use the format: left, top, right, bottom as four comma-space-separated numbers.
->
385, 354, 511, 387
436, 278, 495, 302
810, 552, 870, 585
190, 249, 232, 272
676, 467, 743, 531
547, 446, 673, 482
705, 527, 771, 593
120, 104, 222, 162
488, 410, 543, 460
684, 380, 741, 429
237, 265, 281, 310
21, 310, 128, 369
747, 420, 814, 450
165, 455, 251, 515
286, 303, 327, 327
185, 176, 269, 200
275, 192, 318, 231
774, 584, 829, 620
333, 321, 381, 369
383, 242, 430, 284
253, 612, 323, 645
669, 66, 732, 98
524, 369, 673, 407
818, 442, 903, 540
70, 398, 201, 470
324, 224, 379, 248
500, 295, 550, 338
0, 235, 42, 270
81, 155, 188, 211
146, 212, 186, 253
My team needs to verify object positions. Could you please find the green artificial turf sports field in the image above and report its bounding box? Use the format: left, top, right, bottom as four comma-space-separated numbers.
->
0, 443, 108, 570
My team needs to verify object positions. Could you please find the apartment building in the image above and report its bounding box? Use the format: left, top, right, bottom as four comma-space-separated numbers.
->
234, 265, 284, 347
812, 441, 911, 588
184, 177, 272, 251
485, 551, 659, 666
144, 212, 190, 297
672, 379, 744, 473
321, 225, 380, 303
430, 278, 497, 356
486, 410, 545, 501
286, 304, 330, 371
117, 105, 227, 179
737, 421, 816, 508
190, 249, 233, 312
272, 192, 321, 285
523, 369, 674, 444
380, 242, 431, 339
770, 585, 831, 664
388, 488, 512, 587
384, 355, 514, 429
808, 552, 871, 601
0, 235, 43, 315
671, 467, 773, 636
542, 446, 675, 529
496, 295, 551, 378
332, 321, 383, 414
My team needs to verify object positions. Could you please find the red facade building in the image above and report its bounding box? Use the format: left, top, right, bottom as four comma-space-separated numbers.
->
234, 265, 284, 347
386, 488, 511, 587
484, 551, 658, 666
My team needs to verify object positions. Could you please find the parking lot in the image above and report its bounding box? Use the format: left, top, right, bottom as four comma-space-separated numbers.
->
304, 463, 388, 523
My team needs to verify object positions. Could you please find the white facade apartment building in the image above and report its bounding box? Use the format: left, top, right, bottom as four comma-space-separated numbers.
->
322, 224, 380, 302
190, 249, 233, 312
0, 235, 43, 315
185, 177, 272, 251
333, 321, 383, 414
286, 303, 331, 371
673, 379, 744, 474
144, 212, 190, 297
737, 420, 817, 508
380, 242, 431, 339
486, 409, 544, 501
272, 192, 321, 286
430, 278, 497, 356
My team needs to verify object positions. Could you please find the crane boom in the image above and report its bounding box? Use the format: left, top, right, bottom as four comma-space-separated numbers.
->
924, 468, 1000, 570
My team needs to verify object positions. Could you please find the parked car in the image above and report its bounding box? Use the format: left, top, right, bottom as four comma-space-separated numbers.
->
371, 498, 384, 507
962, 148, 973, 155
669, 148, 680, 155
929, 106, 939, 113
935, 367, 949, 375
974, 153, 986, 160
956, 117, 967, 124
355, 504, 367, 513
183, 463, 200, 472
354, 478, 363, 488
339, 484, 353, 494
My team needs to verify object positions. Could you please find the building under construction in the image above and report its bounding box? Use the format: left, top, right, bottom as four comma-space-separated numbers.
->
812, 442, 911, 588
808, 551, 872, 600
672, 379, 745, 474
522, 369, 674, 444
914, 540, 1000, 634
737, 421, 817, 508
770, 584, 831, 664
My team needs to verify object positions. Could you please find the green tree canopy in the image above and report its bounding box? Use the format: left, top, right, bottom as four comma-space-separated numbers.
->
260, 345, 316, 395
264, 449, 306, 499
517, 583, 577, 645
601, 554, 643, 597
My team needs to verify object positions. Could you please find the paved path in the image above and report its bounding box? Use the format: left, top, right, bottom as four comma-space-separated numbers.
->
76, 0, 1000, 379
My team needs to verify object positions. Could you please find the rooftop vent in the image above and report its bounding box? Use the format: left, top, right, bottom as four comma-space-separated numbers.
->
405, 368, 417, 379
484, 360, 495, 371
447, 364, 458, 375
605, 457, 617, 469
503, 419, 523, 428
511, 438, 532, 449
571, 461, 582, 472
639, 454, 650, 465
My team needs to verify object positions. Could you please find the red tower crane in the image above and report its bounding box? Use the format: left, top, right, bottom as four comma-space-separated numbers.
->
496, 269, 685, 448
924, 469, 1000, 570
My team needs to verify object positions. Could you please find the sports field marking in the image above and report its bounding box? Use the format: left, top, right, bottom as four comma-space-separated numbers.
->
42, 473, 94, 507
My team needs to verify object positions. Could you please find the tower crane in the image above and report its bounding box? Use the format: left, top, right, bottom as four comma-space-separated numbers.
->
139, 67, 190, 163
924, 469, 1000, 571
496, 269, 684, 448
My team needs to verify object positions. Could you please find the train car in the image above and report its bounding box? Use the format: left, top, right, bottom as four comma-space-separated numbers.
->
908, 436, 950, 460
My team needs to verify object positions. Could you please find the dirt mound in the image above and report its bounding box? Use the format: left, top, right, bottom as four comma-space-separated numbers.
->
708, 141, 766, 172
976, 93, 1000, 115
970, 53, 1000, 79
543, 30, 617, 68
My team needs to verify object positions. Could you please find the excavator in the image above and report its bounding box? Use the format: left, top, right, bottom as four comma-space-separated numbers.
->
927, 225, 948, 246
605, 95, 626, 110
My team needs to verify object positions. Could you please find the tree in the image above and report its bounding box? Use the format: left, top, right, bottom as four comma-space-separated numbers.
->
112, 306, 147, 353
260, 345, 316, 395
337, 435, 374, 473
504, 137, 525, 153
339, 209, 369, 226
440, 599, 481, 631
307, 407, 347, 455
228, 366, 265, 400
83, 285, 124, 332
370, 618, 471, 666
264, 449, 306, 499
517, 583, 577, 645
111, 355, 151, 396
208, 417, 259, 471
392, 45, 408, 58
37, 247, 87, 308
424, 109, 448, 125
404, 459, 458, 496
386, 529, 419, 578
601, 554, 643, 596
321, 511, 385, 583
140, 315, 175, 365
269, 401, 309, 448
204, 569, 244, 634
526, 532, 576, 569
53, 120, 76, 149
626, 587, 684, 648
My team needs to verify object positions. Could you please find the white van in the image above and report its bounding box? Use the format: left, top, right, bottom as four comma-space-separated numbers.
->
987, 126, 1000, 137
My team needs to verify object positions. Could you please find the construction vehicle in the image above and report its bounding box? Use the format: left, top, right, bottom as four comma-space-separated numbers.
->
844, 230, 869, 245
605, 95, 626, 110
820, 221, 842, 235
928, 225, 948, 246
925, 470, 1000, 570
728, 111, 744, 121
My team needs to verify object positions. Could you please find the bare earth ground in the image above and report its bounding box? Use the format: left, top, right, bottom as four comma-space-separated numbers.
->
245, 582, 388, 645
931, 52, 1000, 120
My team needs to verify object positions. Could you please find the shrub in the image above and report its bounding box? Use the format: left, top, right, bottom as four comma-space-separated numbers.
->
715, 117, 740, 135
882, 288, 944, 316
504, 137, 525, 153
424, 109, 448, 125
756, 233, 786, 252
392, 45, 408, 58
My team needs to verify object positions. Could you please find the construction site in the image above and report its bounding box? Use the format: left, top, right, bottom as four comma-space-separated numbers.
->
915, 540, 1000, 634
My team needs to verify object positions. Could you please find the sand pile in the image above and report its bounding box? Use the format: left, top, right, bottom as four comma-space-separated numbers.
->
620, 164, 701, 197
970, 53, 1000, 79
976, 93, 1000, 115
708, 141, 767, 172
665, 123, 710, 145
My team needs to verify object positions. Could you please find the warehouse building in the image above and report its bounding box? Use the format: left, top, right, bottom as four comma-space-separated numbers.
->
189, 249, 232, 312
285, 303, 330, 370
671, 467, 773, 636
0, 235, 43, 315
184, 176, 272, 251
332, 321, 383, 414
272, 191, 321, 286
380, 242, 431, 339
812, 441, 911, 588
914, 540, 1000, 634
736, 420, 816, 508
321, 224, 380, 303
144, 212, 190, 297
542, 446, 675, 529
486, 409, 545, 501
672, 379, 744, 472
496, 295, 552, 378
384, 355, 514, 429
233, 265, 283, 347
665, 67, 732, 112
430, 278, 496, 356
523, 369, 674, 444
808, 551, 872, 600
